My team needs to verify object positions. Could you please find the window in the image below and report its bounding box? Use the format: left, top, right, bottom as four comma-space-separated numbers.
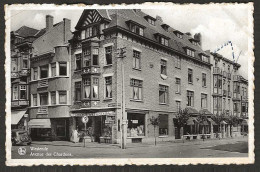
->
127, 113, 145, 137
83, 48, 91, 67
223, 98, 226, 110
228, 81, 230, 92
40, 92, 48, 105
175, 78, 181, 94
130, 79, 143, 100
75, 54, 82, 70
22, 56, 28, 69
175, 56, 181, 69
202, 73, 206, 87
81, 30, 85, 40
160, 59, 167, 75
75, 82, 81, 101
130, 24, 144, 36
85, 27, 94, 38
83, 78, 91, 99
176, 101, 181, 112
93, 78, 99, 99
228, 65, 230, 72
201, 55, 209, 63
92, 48, 99, 66
187, 49, 195, 57
242, 103, 246, 113
11, 58, 18, 72
20, 85, 26, 99
213, 75, 218, 88
159, 114, 168, 136
159, 85, 168, 104
33, 68, 38, 80
188, 68, 193, 84
213, 97, 218, 109
147, 18, 155, 25
40, 65, 48, 79
160, 37, 169, 46
59, 91, 67, 104
223, 63, 225, 70
234, 102, 239, 112
201, 94, 207, 108
218, 78, 222, 88
228, 99, 231, 110
223, 79, 226, 90
59, 62, 67, 76
51, 63, 56, 77
133, 50, 141, 69
56, 120, 66, 137
13, 84, 18, 100
51, 91, 56, 105
187, 91, 194, 107
176, 33, 183, 39
105, 76, 112, 98
33, 94, 37, 106
105, 46, 112, 65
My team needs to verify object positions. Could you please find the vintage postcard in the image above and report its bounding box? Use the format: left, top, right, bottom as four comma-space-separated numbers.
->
5, 3, 254, 166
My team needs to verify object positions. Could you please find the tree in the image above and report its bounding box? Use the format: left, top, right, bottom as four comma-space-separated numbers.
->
197, 113, 208, 141
175, 108, 190, 141
211, 113, 224, 139
227, 115, 239, 137
150, 116, 159, 146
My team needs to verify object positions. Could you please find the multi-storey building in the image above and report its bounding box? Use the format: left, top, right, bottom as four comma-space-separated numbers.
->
10, 26, 45, 130
28, 15, 72, 141
69, 9, 212, 144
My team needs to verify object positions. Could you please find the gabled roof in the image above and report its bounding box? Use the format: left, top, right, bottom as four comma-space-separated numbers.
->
14, 26, 39, 38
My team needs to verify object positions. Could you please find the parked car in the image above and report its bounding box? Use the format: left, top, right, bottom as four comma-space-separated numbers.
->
11, 129, 32, 146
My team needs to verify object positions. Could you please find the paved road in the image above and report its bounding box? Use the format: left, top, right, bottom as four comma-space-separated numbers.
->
11, 137, 248, 159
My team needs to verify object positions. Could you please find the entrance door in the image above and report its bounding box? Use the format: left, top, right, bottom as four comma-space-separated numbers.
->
173, 119, 180, 139
93, 116, 102, 142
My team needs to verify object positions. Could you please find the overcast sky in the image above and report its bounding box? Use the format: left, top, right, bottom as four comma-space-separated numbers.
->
10, 4, 252, 79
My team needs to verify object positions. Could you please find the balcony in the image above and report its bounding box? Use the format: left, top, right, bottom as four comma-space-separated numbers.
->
222, 71, 227, 78
213, 67, 222, 75
11, 72, 19, 78
37, 106, 48, 114
11, 100, 29, 107
227, 73, 231, 80
228, 91, 232, 98
37, 79, 48, 88
233, 75, 241, 82
81, 66, 101, 75
223, 90, 227, 97
19, 69, 30, 76
233, 92, 241, 100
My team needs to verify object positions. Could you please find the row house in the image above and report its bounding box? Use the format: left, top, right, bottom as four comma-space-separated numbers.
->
10, 26, 45, 130
28, 15, 73, 141
69, 9, 212, 144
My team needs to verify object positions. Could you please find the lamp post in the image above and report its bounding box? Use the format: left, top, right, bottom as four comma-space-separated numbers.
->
117, 47, 126, 149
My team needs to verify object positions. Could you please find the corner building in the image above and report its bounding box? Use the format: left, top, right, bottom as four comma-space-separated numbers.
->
70, 9, 212, 144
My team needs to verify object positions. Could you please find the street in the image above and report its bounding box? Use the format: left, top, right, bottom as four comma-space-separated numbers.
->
11, 136, 248, 159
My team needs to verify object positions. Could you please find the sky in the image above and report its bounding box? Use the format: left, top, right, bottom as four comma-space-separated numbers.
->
10, 5, 252, 79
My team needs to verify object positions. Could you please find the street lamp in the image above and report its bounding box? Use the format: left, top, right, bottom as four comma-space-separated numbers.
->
117, 47, 126, 149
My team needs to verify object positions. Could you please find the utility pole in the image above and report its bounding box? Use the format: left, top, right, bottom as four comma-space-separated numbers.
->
117, 47, 126, 149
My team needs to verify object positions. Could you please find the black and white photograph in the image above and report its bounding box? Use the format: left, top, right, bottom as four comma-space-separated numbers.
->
5, 3, 254, 166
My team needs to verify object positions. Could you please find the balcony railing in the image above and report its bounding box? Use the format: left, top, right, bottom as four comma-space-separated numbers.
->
11, 72, 19, 78
233, 92, 241, 99
11, 100, 29, 107
19, 69, 30, 76
227, 73, 231, 80
213, 67, 222, 75
233, 75, 241, 82
37, 79, 48, 88
81, 66, 101, 75
228, 91, 232, 98
223, 90, 227, 97
37, 106, 48, 114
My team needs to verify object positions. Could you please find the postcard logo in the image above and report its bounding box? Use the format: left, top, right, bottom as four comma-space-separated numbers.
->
18, 147, 26, 155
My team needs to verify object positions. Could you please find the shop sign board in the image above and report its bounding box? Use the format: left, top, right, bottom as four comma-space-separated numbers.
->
71, 111, 115, 117
81, 116, 89, 123
132, 120, 138, 124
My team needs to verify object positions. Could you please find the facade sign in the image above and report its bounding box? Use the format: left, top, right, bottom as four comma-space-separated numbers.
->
71, 111, 115, 117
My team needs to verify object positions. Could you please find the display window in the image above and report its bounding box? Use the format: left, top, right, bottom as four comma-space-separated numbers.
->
127, 113, 145, 137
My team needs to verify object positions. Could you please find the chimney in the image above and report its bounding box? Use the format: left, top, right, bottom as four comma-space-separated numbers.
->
156, 15, 163, 22
186, 32, 191, 36
46, 15, 54, 31
194, 33, 202, 46
63, 18, 71, 43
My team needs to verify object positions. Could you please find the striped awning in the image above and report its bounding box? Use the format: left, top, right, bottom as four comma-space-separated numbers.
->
28, 119, 51, 128
207, 118, 217, 125
11, 110, 26, 125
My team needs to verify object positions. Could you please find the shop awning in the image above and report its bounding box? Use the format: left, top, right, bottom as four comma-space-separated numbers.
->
207, 118, 217, 125
220, 120, 227, 125
241, 119, 248, 126
71, 111, 116, 117
200, 120, 209, 125
28, 119, 51, 128
186, 117, 198, 125
185, 107, 199, 115
11, 110, 26, 125
199, 109, 213, 116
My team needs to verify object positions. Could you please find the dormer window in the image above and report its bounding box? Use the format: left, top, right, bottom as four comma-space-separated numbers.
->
176, 33, 183, 39
186, 48, 195, 57
201, 55, 209, 63
173, 30, 183, 39
161, 24, 169, 32
144, 15, 156, 26
155, 33, 169, 46
189, 38, 199, 46
126, 20, 145, 36
81, 25, 99, 39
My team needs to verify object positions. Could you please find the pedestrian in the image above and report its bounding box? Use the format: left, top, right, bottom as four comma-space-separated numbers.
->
71, 126, 80, 143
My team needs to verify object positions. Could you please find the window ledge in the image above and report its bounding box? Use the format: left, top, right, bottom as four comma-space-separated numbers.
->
160, 74, 167, 80
175, 92, 181, 95
175, 67, 181, 69
104, 64, 113, 68
74, 69, 81, 73
130, 99, 143, 102
132, 68, 141, 71
159, 135, 169, 138
29, 76, 69, 82
202, 86, 207, 88
188, 82, 193, 85
159, 103, 168, 106
103, 98, 112, 101
30, 104, 70, 108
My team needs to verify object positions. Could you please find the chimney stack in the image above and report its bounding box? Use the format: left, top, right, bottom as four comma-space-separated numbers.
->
63, 18, 71, 43
156, 15, 163, 22
194, 33, 202, 46
46, 15, 54, 31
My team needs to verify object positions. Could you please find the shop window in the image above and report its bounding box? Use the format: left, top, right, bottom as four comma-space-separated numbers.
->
133, 50, 141, 69
75, 54, 82, 70
105, 76, 112, 98
176, 101, 181, 112
187, 49, 195, 57
175, 56, 181, 69
83, 78, 91, 99
159, 85, 168, 104
187, 90, 194, 107
59, 91, 67, 104
202, 73, 206, 87
127, 113, 145, 137
13, 84, 18, 100
51, 91, 56, 105
33, 67, 38, 80
159, 114, 168, 136
130, 79, 143, 100
33, 94, 37, 106
92, 48, 99, 66
20, 85, 26, 99
40, 92, 48, 105
188, 68, 193, 84
59, 62, 67, 76
201, 94, 207, 109
75, 82, 81, 101
56, 120, 66, 137
51, 63, 56, 77
175, 78, 181, 94
105, 46, 112, 65
40, 65, 48, 79
93, 78, 99, 99
160, 59, 167, 75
